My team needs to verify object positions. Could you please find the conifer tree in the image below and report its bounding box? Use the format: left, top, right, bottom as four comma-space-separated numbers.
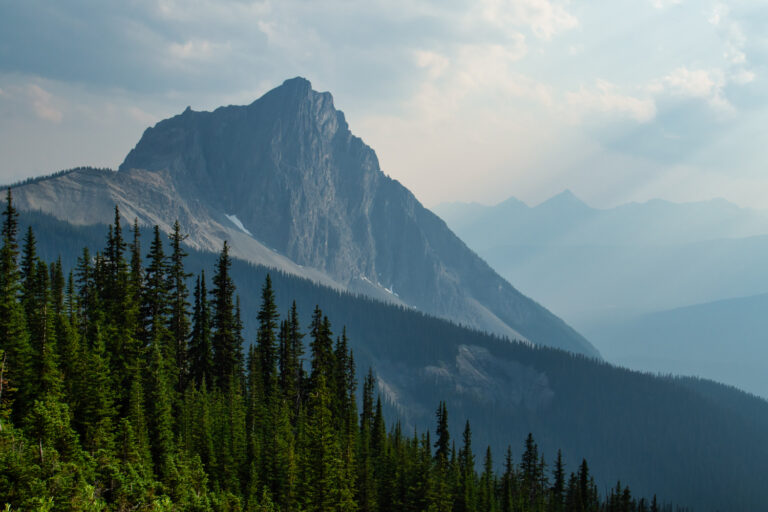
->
28, 259, 63, 401
19, 227, 37, 315
57, 274, 84, 410
189, 272, 213, 387
50, 258, 65, 316
105, 206, 127, 285
193, 378, 216, 471
104, 206, 130, 327
501, 446, 517, 512
74, 246, 96, 340
357, 368, 376, 512
257, 274, 279, 397
79, 326, 116, 456
125, 218, 143, 353
234, 295, 246, 382
303, 373, 344, 512
309, 306, 334, 392
434, 401, 450, 464
479, 446, 496, 512
211, 241, 238, 390
141, 226, 171, 350
456, 420, 476, 512
0, 189, 32, 420
168, 220, 192, 390
147, 339, 175, 482
278, 318, 290, 396
127, 365, 152, 468
285, 301, 305, 415
521, 432, 543, 508
129, 219, 143, 302
1, 189, 18, 249
550, 449, 565, 512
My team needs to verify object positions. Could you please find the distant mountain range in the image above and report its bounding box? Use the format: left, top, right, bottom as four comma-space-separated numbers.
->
435, 192, 768, 398
435, 192, 768, 321
6, 78, 597, 358
585, 292, 768, 399
437, 190, 768, 248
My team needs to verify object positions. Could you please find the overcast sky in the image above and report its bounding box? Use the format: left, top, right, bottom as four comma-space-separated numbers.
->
1, 0, 766, 208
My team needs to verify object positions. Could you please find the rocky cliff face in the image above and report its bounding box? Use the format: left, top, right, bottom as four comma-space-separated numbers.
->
12, 77, 599, 357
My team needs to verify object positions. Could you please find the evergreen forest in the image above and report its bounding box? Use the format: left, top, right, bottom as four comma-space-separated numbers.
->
0, 191, 675, 511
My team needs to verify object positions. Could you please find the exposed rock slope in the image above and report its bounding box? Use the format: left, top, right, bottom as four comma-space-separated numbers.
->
10, 77, 598, 357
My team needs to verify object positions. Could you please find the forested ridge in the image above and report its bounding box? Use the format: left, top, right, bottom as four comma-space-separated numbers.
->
0, 190, 674, 511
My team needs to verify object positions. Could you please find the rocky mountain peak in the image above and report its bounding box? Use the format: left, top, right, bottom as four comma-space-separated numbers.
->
13, 78, 600, 358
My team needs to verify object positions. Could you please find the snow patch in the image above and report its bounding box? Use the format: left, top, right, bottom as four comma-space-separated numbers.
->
384, 285, 399, 297
358, 274, 400, 298
225, 214, 252, 236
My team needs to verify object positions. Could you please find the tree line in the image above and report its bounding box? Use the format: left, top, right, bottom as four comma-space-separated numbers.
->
0, 190, 670, 511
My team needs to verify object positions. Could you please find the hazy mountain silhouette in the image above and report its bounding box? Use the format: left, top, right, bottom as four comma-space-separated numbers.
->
8, 78, 598, 357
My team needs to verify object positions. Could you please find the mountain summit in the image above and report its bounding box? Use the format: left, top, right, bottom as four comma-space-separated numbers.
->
10, 77, 599, 357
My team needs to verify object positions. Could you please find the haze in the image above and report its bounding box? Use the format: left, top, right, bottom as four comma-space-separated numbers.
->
1, 0, 767, 209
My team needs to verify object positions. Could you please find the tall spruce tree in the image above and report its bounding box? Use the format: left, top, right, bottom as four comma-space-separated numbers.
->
456, 420, 476, 512
19, 226, 37, 316
257, 274, 279, 397
0, 189, 31, 420
189, 272, 213, 387
168, 220, 192, 390
141, 226, 171, 349
147, 339, 175, 483
550, 449, 565, 512
211, 241, 238, 390
28, 259, 63, 401
286, 301, 305, 415
309, 306, 334, 393
434, 401, 450, 464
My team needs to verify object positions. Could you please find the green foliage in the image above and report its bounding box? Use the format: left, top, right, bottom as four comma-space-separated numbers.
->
0, 211, 667, 512
211, 241, 240, 390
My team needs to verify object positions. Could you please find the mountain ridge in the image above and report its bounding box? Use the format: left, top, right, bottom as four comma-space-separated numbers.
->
6, 77, 599, 357
587, 291, 768, 398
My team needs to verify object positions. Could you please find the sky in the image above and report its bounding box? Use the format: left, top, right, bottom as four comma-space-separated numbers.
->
1, 0, 766, 209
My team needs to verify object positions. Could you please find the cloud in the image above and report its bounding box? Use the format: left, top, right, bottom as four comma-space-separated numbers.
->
656, 68, 720, 98
707, 3, 748, 66
730, 69, 755, 85
649, 67, 731, 112
414, 50, 450, 80
1, 0, 767, 209
480, 0, 578, 40
27, 84, 63, 123
406, 39, 554, 124
567, 80, 656, 123
126, 106, 159, 125
168, 39, 227, 61
650, 0, 682, 9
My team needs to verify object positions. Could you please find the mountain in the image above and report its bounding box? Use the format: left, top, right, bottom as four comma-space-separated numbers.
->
7, 77, 598, 357
16, 207, 768, 512
434, 192, 768, 331
435, 192, 768, 399
436, 192, 768, 250
585, 292, 768, 398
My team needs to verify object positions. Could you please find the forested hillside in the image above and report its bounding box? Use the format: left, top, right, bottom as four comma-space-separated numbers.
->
8, 198, 768, 511
0, 192, 664, 511
7, 198, 768, 511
